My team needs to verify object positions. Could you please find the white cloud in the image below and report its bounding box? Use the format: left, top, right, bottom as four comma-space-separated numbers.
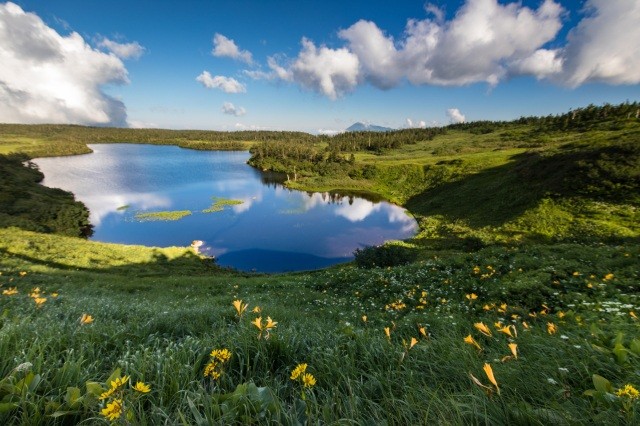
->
338, 20, 402, 89
212, 33, 253, 64
447, 108, 466, 123
98, 37, 145, 59
196, 71, 246, 93
424, 3, 445, 23
286, 38, 360, 100
558, 0, 640, 87
405, 0, 564, 86
509, 48, 563, 79
317, 128, 344, 136
405, 118, 426, 128
221, 102, 246, 116
0, 2, 129, 126
268, 0, 565, 97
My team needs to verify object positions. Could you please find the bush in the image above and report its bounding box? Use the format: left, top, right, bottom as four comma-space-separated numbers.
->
353, 244, 418, 268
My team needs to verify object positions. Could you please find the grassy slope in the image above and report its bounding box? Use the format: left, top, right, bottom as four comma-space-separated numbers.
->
0, 116, 639, 424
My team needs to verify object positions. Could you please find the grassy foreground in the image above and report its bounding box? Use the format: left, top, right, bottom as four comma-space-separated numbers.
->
0, 228, 639, 424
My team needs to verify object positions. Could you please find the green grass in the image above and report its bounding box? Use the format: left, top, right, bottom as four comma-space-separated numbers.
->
0, 228, 638, 424
134, 210, 193, 222
202, 197, 244, 213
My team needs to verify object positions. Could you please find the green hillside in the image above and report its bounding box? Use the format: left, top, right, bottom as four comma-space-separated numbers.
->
0, 102, 639, 424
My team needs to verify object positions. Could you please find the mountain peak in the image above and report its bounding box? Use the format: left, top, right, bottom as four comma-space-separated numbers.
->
346, 122, 394, 132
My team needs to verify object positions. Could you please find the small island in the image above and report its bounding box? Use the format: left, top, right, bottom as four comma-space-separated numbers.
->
134, 210, 192, 221
202, 197, 244, 213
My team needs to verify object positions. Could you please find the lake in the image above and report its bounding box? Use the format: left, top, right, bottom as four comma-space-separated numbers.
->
34, 144, 418, 272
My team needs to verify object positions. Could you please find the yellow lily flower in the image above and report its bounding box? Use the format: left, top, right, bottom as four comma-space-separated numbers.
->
464, 334, 482, 351
252, 316, 262, 330
80, 313, 94, 324
233, 299, 248, 317
474, 322, 492, 337
483, 363, 499, 394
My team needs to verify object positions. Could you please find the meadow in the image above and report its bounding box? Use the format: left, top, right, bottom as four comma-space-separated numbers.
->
0, 102, 639, 424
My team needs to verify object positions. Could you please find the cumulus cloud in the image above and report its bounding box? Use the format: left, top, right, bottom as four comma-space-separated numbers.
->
558, 0, 640, 87
98, 37, 145, 59
447, 108, 466, 123
212, 33, 253, 64
276, 38, 360, 99
196, 71, 246, 93
405, 118, 427, 128
0, 2, 129, 126
266, 0, 566, 97
221, 102, 246, 116
338, 20, 402, 89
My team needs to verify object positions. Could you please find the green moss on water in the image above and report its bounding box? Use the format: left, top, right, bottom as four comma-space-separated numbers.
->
202, 197, 244, 213
134, 210, 192, 221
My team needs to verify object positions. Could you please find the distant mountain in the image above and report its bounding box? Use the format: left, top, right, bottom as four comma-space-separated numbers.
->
346, 122, 394, 132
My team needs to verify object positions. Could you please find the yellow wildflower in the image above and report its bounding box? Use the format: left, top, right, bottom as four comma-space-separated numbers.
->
210, 349, 232, 362
99, 387, 116, 401
603, 273, 614, 281
508, 343, 518, 359
362, 315, 367, 323
51, 292, 58, 298
497, 325, 514, 338
630, 311, 638, 320
19, 271, 27, 277
419, 326, 428, 339
547, 322, 558, 335
80, 313, 94, 325
34, 297, 46, 307
233, 299, 248, 317
464, 334, 482, 351
466, 293, 478, 302
522, 321, 529, 330
252, 306, 261, 313
558, 311, 565, 319
100, 398, 123, 421
265, 316, 278, 329
616, 384, 639, 400
572, 271, 580, 276
302, 373, 316, 388
133, 381, 151, 393
290, 363, 307, 380
483, 363, 499, 394
411, 337, 418, 348
252, 316, 262, 330
474, 322, 492, 337
2, 287, 18, 296
203, 360, 219, 379
110, 376, 129, 390
384, 327, 391, 340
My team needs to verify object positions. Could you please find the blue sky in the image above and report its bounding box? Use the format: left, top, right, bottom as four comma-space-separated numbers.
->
1, 0, 639, 133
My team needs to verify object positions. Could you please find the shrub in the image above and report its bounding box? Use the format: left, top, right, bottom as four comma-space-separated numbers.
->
353, 244, 418, 268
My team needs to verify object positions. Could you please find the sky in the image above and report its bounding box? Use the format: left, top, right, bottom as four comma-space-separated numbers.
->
1, 0, 639, 133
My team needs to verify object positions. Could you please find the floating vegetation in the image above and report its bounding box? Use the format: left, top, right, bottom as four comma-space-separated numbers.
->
202, 197, 244, 213
134, 210, 192, 221
116, 204, 130, 211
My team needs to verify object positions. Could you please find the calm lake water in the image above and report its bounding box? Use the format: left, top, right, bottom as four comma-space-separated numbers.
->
34, 144, 418, 272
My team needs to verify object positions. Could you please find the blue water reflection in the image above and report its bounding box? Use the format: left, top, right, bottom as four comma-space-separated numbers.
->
34, 144, 418, 272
